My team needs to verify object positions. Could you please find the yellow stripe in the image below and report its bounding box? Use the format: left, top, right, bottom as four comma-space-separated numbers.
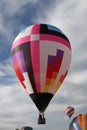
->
44, 85, 49, 92
82, 114, 86, 130
53, 81, 61, 94
50, 79, 55, 86
68, 111, 74, 117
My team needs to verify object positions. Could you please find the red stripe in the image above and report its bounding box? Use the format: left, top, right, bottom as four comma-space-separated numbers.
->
13, 60, 26, 89
40, 34, 71, 50
30, 41, 40, 92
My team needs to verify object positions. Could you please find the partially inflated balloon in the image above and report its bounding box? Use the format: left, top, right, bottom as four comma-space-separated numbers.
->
64, 106, 75, 118
69, 113, 87, 130
21, 126, 33, 130
11, 24, 71, 116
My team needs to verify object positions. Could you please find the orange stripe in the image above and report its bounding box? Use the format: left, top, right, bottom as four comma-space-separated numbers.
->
78, 114, 82, 129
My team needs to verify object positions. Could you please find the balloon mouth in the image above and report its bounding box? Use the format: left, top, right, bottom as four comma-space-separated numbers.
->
30, 93, 53, 113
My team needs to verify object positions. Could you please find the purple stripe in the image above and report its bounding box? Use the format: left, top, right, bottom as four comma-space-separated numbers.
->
56, 49, 64, 57
48, 49, 64, 63
12, 50, 27, 72
48, 55, 56, 63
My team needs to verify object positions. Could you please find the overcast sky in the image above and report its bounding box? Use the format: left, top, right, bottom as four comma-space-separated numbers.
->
0, 0, 87, 130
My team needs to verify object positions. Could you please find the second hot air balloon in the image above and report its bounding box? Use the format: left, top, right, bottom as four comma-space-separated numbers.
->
64, 106, 75, 118
11, 23, 72, 124
69, 113, 87, 130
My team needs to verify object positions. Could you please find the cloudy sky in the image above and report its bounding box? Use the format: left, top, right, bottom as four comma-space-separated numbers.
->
0, 0, 87, 130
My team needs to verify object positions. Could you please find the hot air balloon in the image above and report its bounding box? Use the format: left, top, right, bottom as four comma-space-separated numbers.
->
11, 24, 72, 124
21, 126, 33, 130
64, 106, 75, 118
69, 113, 87, 130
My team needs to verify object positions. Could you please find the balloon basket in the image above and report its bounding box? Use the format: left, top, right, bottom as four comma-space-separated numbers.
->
38, 113, 46, 124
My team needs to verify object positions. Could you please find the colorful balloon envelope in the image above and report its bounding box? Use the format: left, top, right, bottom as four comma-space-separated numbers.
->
69, 113, 87, 130
11, 24, 72, 123
64, 106, 75, 118
21, 126, 33, 130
